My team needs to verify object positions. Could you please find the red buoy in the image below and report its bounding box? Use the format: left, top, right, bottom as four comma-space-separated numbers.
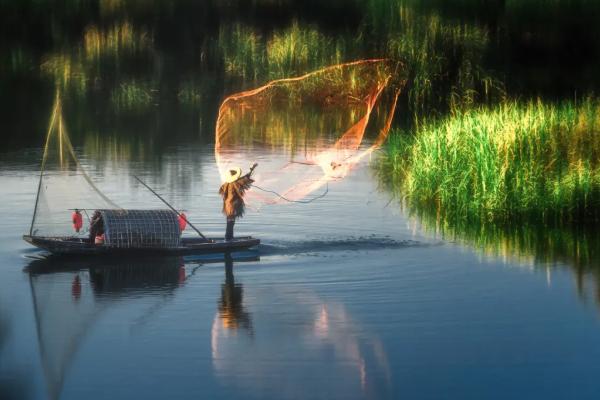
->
178, 213, 187, 232
72, 210, 83, 232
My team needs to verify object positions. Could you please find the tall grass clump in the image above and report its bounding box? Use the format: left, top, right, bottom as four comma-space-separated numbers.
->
219, 23, 266, 81
266, 21, 346, 80
362, 0, 505, 123
219, 21, 349, 82
382, 99, 600, 223
109, 80, 154, 112
84, 22, 153, 61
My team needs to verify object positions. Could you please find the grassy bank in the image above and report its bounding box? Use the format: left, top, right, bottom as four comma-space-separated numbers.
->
380, 99, 600, 223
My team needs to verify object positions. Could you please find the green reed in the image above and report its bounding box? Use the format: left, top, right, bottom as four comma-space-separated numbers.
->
363, 0, 505, 122
84, 21, 152, 62
218, 21, 349, 82
109, 80, 154, 112
380, 99, 600, 223
219, 23, 265, 81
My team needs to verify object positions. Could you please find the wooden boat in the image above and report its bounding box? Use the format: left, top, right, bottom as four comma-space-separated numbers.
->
24, 96, 259, 256
23, 234, 260, 256
24, 209, 260, 256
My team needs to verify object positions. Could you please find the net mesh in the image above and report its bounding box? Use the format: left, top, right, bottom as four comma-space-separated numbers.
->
30, 94, 119, 238
102, 209, 180, 249
215, 59, 402, 206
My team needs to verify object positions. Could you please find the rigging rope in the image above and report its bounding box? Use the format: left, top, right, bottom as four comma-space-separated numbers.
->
251, 183, 329, 204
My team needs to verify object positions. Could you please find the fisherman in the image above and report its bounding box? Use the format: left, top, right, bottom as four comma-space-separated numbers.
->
219, 163, 258, 241
88, 210, 104, 244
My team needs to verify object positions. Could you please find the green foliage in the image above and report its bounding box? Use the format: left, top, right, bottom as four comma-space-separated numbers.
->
219, 24, 265, 81
364, 0, 505, 122
266, 21, 345, 80
83, 22, 152, 62
219, 21, 349, 82
380, 99, 600, 223
110, 80, 154, 112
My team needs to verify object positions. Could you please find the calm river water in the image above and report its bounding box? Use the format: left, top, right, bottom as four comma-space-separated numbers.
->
1, 143, 600, 400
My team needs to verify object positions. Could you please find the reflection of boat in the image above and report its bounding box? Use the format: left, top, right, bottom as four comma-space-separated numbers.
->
26, 252, 259, 400
27, 256, 183, 400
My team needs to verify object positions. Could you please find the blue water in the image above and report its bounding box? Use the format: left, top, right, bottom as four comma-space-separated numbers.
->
1, 146, 600, 400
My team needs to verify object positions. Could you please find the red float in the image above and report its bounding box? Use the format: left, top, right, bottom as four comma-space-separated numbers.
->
178, 213, 187, 232
72, 210, 83, 232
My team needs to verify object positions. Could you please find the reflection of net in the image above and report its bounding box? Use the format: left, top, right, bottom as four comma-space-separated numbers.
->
215, 59, 401, 206
30, 271, 101, 400
30, 95, 119, 237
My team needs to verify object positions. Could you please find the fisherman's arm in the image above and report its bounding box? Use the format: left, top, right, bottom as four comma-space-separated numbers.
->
242, 163, 258, 179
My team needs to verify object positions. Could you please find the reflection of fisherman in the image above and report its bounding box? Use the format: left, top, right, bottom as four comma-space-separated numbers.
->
218, 253, 252, 331
219, 163, 257, 241
88, 210, 104, 244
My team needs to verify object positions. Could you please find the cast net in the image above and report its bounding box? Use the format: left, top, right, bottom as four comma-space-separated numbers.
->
29, 94, 119, 238
215, 59, 403, 206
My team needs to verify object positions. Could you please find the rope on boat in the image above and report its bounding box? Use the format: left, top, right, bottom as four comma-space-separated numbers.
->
251, 183, 329, 204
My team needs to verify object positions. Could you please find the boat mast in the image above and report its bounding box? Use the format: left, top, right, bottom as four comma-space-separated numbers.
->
30, 92, 61, 236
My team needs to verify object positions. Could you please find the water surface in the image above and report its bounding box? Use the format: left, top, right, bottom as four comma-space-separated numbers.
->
1, 144, 600, 400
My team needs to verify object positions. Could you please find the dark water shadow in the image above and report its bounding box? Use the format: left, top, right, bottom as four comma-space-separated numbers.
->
0, 310, 32, 400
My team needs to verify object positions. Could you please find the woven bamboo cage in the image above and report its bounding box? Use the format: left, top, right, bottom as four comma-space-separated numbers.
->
100, 209, 181, 249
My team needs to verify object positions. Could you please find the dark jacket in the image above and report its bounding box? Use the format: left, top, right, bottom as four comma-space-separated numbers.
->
219, 175, 254, 219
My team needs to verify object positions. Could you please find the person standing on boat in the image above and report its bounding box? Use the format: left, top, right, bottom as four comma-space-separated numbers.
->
219, 163, 257, 241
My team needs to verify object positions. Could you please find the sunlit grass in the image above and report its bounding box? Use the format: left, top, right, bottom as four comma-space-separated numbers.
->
110, 80, 154, 112
219, 24, 265, 81
41, 54, 88, 94
84, 21, 152, 61
266, 21, 345, 79
219, 21, 348, 81
380, 99, 600, 223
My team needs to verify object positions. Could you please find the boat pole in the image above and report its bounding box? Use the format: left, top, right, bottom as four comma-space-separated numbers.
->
133, 175, 209, 242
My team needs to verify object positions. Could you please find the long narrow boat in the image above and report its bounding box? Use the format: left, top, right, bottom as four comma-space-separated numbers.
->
24, 96, 259, 256
23, 235, 260, 256
24, 208, 260, 256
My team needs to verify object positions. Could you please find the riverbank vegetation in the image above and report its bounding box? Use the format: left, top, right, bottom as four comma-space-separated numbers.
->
3, 0, 600, 226
380, 99, 600, 224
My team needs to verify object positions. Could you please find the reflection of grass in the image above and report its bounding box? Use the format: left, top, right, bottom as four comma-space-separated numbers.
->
365, 0, 504, 120
41, 54, 88, 94
266, 21, 345, 80
219, 24, 265, 81
395, 198, 600, 301
219, 21, 347, 81
380, 99, 600, 223
219, 5, 502, 120
177, 81, 202, 106
41, 20, 153, 101
222, 104, 364, 152
408, 204, 600, 269
110, 80, 154, 112
84, 22, 152, 61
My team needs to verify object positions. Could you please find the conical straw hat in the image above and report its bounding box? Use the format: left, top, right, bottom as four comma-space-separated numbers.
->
225, 167, 242, 183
